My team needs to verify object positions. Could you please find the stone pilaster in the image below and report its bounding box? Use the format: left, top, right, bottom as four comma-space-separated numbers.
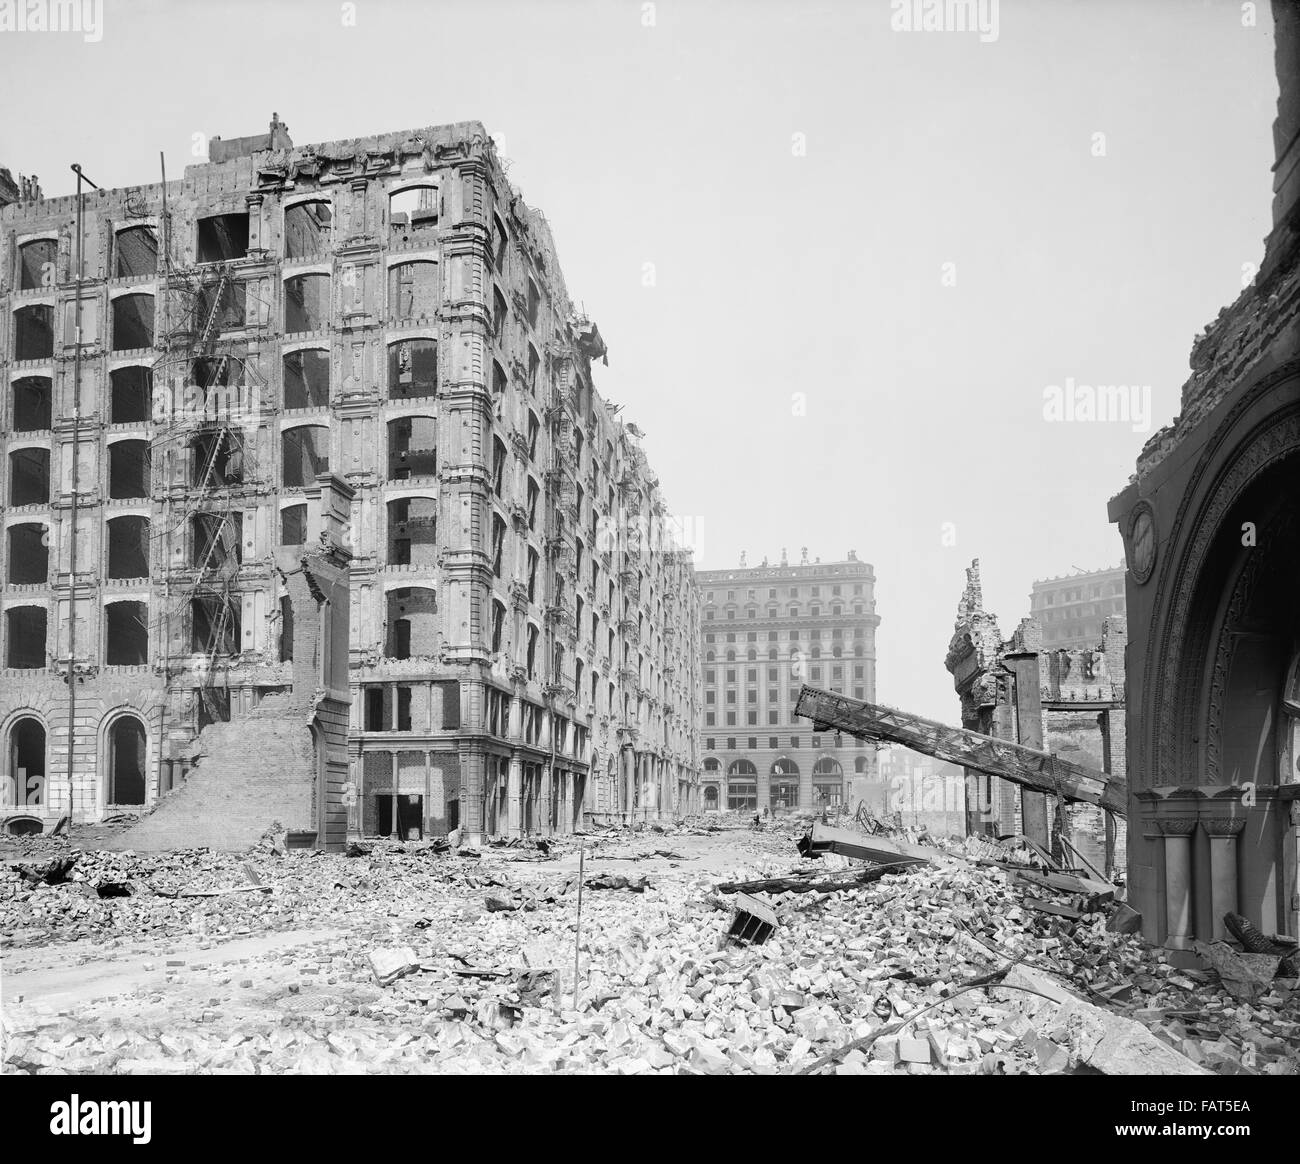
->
1203, 817, 1246, 940
1158, 816, 1198, 949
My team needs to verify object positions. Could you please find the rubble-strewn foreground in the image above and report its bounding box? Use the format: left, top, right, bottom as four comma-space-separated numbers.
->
2, 821, 1298, 1075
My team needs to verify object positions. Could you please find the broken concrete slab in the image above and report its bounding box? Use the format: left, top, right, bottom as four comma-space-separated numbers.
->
1106, 903, 1142, 934
798, 821, 954, 868
368, 946, 419, 987
1002, 965, 1212, 1075
1193, 941, 1281, 1003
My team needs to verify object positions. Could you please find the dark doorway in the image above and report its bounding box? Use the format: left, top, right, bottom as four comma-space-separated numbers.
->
9, 716, 45, 808
372, 794, 423, 839
108, 716, 147, 805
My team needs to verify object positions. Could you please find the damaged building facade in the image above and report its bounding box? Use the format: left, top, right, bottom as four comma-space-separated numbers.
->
696, 551, 879, 813
946, 560, 1126, 875
1029, 563, 1127, 651
1109, 2, 1300, 945
0, 116, 702, 847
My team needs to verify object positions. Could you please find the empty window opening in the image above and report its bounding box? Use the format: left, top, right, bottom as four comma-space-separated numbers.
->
279, 594, 294, 662
387, 416, 436, 480
389, 186, 439, 242
192, 356, 240, 391
191, 512, 242, 572
18, 239, 56, 290
396, 686, 413, 732
387, 497, 437, 566
491, 599, 506, 653
490, 214, 508, 271
284, 273, 330, 333
14, 304, 54, 360
109, 366, 152, 424
7, 523, 48, 584
114, 226, 158, 278
388, 261, 439, 322
196, 213, 250, 263
195, 276, 245, 335
388, 338, 437, 399
111, 293, 154, 351
107, 715, 147, 804
280, 503, 307, 547
364, 686, 384, 730
491, 514, 506, 577
492, 360, 507, 396
105, 601, 148, 666
189, 429, 243, 487
198, 687, 230, 730
13, 376, 52, 431
284, 201, 332, 259
191, 594, 240, 656
108, 439, 150, 499
6, 607, 47, 668
526, 624, 538, 678
106, 515, 149, 580
492, 288, 508, 340
9, 716, 46, 805
281, 425, 329, 488
526, 278, 540, 327
386, 587, 437, 659
283, 349, 330, 409
527, 478, 539, 528
492, 436, 507, 497
9, 447, 50, 506
527, 345, 539, 392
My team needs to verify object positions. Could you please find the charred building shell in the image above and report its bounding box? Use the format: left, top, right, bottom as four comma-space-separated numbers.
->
0, 116, 703, 846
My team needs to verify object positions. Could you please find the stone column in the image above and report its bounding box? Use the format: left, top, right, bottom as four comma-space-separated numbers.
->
1204, 818, 1245, 940
1158, 817, 1197, 949
389, 751, 399, 838
423, 750, 432, 839
507, 752, 523, 837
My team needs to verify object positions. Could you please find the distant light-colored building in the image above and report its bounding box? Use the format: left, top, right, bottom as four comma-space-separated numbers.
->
1029, 563, 1126, 650
696, 549, 879, 813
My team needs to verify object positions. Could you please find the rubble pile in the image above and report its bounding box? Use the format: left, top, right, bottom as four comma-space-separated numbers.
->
2, 826, 1298, 1075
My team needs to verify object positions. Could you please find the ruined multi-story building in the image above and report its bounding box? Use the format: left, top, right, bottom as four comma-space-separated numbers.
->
0, 115, 702, 847
696, 549, 879, 812
946, 560, 1127, 875
1028, 563, 1127, 650
1109, 1, 1300, 945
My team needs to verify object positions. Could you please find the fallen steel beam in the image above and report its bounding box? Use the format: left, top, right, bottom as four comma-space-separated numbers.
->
716, 864, 907, 895
799, 821, 953, 867
795, 685, 1127, 817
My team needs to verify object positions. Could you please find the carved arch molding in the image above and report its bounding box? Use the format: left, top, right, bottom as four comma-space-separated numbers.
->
1152, 404, 1300, 786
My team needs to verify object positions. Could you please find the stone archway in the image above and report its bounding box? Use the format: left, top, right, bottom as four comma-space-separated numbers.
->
106, 714, 148, 807
7, 716, 45, 810
1142, 402, 1300, 939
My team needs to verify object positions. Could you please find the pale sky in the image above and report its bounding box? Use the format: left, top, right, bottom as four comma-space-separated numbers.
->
0, 0, 1279, 720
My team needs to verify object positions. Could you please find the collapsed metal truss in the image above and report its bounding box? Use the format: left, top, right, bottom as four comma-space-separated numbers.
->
794, 685, 1127, 818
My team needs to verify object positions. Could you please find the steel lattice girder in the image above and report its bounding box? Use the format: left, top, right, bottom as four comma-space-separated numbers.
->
795, 685, 1127, 818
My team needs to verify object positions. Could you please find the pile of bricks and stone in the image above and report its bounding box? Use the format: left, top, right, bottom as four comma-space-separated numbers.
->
2, 826, 1298, 1075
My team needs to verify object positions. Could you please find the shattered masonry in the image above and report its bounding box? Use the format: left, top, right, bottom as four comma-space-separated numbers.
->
0, 114, 702, 848
946, 560, 1127, 876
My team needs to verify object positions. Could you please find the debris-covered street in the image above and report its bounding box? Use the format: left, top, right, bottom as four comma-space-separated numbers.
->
4, 818, 1298, 1076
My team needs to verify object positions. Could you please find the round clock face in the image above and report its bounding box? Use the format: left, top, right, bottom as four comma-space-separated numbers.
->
1130, 506, 1156, 583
